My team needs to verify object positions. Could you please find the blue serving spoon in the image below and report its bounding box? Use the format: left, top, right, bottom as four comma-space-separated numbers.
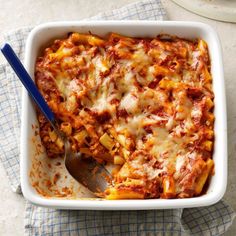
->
1, 43, 112, 197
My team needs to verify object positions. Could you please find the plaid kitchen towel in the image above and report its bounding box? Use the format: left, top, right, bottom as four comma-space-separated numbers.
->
0, 0, 235, 235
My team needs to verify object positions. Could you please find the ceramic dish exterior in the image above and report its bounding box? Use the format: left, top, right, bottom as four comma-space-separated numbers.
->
21, 21, 227, 210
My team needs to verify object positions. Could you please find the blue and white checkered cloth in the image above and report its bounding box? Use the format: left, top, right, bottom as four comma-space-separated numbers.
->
0, 0, 235, 235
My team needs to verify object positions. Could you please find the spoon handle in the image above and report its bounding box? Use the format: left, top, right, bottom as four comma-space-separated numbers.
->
1, 43, 56, 125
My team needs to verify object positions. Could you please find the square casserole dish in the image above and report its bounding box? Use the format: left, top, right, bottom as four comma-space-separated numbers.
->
21, 21, 227, 210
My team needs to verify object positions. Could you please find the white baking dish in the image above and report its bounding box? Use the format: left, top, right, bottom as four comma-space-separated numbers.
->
21, 21, 227, 210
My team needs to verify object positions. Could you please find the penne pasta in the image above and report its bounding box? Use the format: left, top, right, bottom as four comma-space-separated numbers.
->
36, 32, 215, 199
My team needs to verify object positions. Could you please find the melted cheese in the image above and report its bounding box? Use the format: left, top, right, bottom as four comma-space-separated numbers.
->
116, 113, 146, 136
36, 32, 214, 199
91, 92, 114, 114
55, 75, 71, 97
120, 93, 138, 114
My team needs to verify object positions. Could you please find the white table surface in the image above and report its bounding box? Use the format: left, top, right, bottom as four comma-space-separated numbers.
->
0, 0, 235, 235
